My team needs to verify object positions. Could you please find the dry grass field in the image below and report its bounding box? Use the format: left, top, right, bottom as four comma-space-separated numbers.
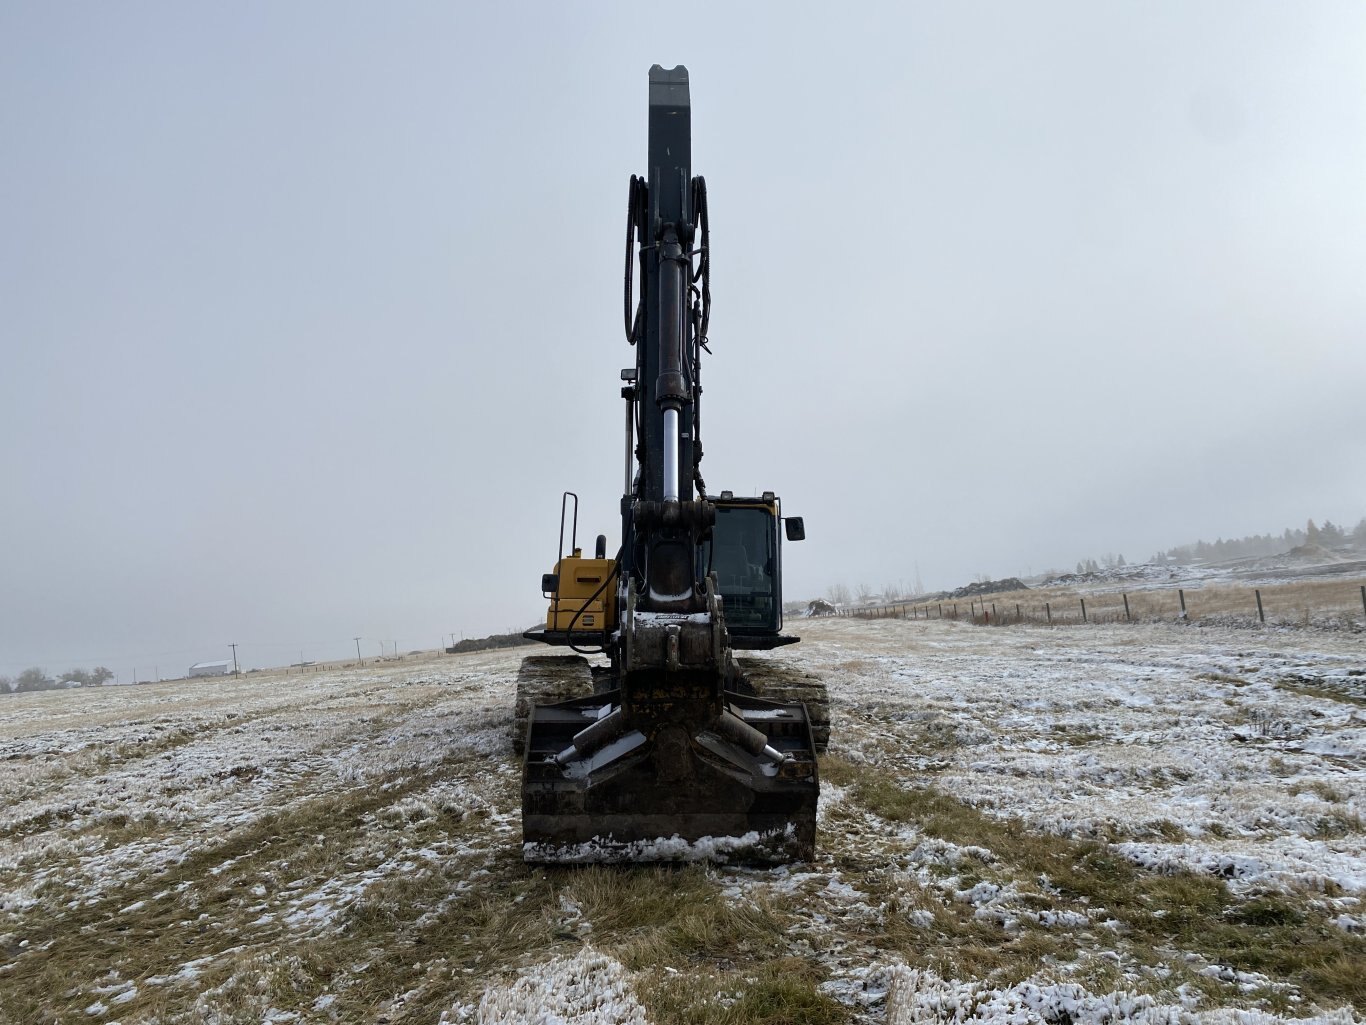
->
850, 575, 1366, 631
1, 617, 1363, 1023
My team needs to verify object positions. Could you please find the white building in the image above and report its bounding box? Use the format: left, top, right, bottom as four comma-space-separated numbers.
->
188, 660, 232, 678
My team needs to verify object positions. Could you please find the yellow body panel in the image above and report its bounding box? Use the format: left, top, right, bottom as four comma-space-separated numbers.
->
546, 553, 618, 632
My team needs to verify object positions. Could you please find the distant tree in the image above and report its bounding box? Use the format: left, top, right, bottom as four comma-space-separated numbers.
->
0, 675, 12, 694
15, 668, 57, 693
59, 667, 112, 687
828, 583, 851, 605
1117, 554, 1127, 567
1352, 518, 1366, 548
1320, 520, 1345, 546
856, 582, 876, 602
1306, 519, 1321, 545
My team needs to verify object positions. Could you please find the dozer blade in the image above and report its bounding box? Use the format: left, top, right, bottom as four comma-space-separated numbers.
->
521, 689, 818, 864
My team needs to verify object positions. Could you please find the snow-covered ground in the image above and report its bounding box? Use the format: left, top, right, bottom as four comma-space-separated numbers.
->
0, 618, 1361, 1023
789, 619, 1366, 895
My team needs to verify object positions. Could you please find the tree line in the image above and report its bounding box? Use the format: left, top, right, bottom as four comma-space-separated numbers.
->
1150, 517, 1366, 566
1, 666, 114, 694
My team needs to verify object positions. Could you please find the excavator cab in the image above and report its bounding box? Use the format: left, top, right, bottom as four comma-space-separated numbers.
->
708, 493, 803, 638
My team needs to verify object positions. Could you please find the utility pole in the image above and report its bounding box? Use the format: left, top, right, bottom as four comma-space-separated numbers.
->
229, 643, 239, 678
354, 637, 363, 666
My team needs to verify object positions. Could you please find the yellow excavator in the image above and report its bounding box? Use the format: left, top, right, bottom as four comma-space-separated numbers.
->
517, 66, 827, 864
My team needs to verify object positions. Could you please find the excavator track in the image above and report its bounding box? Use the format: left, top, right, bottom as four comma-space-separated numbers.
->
512, 655, 596, 755
735, 657, 830, 753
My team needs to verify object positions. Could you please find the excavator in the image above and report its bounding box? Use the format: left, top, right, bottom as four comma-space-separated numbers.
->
517, 65, 827, 864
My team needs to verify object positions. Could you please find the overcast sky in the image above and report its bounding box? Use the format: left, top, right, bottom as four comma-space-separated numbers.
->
3, 2, 1364, 679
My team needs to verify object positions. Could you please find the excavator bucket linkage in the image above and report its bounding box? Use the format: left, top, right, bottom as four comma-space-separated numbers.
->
522, 683, 818, 864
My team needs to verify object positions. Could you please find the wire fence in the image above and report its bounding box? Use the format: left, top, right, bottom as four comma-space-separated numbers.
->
817, 581, 1366, 631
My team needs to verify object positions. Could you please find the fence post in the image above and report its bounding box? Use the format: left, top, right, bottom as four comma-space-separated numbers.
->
1360, 585, 1365, 622
1255, 589, 1265, 624
991, 603, 997, 623
1080, 597, 1087, 623
1178, 589, 1187, 619
938, 603, 943, 619
1016, 602, 1021, 622
1045, 602, 1051, 624
1123, 593, 1131, 621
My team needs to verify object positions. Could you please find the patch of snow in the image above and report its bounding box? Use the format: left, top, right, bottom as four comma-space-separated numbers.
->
474, 947, 648, 1024
524, 825, 800, 864
880, 965, 1358, 1024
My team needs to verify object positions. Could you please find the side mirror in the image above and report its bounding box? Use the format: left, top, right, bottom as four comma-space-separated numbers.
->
541, 573, 559, 594
784, 517, 806, 542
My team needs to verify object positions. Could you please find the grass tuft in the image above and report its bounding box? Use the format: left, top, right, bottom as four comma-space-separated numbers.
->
638, 957, 847, 1025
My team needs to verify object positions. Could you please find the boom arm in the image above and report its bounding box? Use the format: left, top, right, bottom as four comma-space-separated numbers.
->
624, 65, 713, 612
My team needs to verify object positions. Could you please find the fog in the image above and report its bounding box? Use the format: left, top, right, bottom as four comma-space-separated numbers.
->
3, 2, 1364, 678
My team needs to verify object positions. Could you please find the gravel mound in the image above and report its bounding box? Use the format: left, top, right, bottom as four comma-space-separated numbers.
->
948, 578, 1028, 598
